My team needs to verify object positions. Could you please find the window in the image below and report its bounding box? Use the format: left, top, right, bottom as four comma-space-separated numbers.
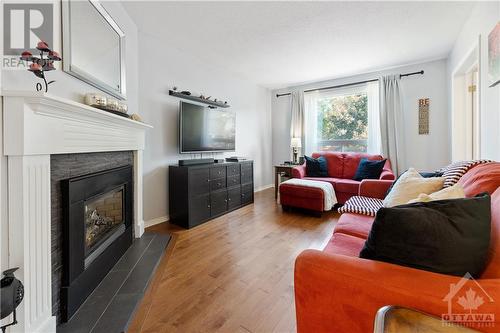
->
304, 82, 380, 155
317, 91, 368, 152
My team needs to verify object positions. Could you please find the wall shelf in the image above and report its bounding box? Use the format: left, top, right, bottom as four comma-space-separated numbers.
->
168, 90, 230, 108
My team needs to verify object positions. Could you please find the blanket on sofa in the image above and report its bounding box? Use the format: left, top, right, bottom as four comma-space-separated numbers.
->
280, 178, 337, 211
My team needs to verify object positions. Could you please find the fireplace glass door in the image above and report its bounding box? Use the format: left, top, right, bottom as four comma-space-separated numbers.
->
84, 185, 125, 257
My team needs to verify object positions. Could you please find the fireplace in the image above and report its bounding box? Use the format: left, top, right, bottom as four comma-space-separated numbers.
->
61, 165, 133, 321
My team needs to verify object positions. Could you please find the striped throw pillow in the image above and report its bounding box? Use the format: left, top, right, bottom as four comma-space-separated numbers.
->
441, 160, 492, 188
338, 196, 384, 216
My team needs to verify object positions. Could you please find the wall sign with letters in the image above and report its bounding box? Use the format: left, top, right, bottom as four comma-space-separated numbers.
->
418, 98, 430, 135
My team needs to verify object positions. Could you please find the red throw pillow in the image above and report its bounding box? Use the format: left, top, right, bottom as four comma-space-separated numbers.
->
458, 162, 500, 197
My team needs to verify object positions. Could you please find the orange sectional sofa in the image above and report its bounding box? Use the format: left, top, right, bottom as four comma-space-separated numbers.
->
294, 162, 500, 332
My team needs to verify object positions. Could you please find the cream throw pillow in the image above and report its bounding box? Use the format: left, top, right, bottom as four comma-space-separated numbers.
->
383, 168, 445, 207
407, 183, 466, 204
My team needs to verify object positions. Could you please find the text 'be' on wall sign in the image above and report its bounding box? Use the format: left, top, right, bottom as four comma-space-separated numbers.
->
418, 98, 429, 135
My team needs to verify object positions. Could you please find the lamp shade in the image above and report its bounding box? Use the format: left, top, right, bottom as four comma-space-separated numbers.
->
291, 137, 302, 148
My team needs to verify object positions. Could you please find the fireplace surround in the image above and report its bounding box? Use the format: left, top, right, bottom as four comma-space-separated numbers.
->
2, 91, 151, 332
61, 165, 133, 321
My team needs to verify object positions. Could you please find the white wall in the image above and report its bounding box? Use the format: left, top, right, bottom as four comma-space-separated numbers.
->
447, 2, 500, 161
271, 59, 450, 172
138, 31, 272, 222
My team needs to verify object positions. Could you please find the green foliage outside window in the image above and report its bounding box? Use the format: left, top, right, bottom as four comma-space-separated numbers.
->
317, 93, 368, 152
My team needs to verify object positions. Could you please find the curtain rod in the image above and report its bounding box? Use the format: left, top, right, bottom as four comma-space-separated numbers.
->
275, 70, 424, 98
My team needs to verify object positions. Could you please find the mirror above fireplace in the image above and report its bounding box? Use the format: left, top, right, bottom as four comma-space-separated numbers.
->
62, 0, 126, 99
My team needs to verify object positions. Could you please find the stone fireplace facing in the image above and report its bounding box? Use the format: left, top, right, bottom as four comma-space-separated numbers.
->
2, 92, 152, 332
51, 153, 134, 322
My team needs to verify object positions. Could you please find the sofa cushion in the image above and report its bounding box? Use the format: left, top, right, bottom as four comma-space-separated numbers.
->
407, 183, 465, 204
334, 213, 374, 239
458, 162, 500, 197
323, 232, 366, 257
311, 152, 344, 178
383, 168, 444, 207
353, 158, 387, 181
305, 155, 328, 177
335, 179, 361, 194
342, 153, 383, 179
360, 193, 491, 278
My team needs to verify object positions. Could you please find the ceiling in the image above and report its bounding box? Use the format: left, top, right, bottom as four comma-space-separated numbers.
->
122, 1, 476, 89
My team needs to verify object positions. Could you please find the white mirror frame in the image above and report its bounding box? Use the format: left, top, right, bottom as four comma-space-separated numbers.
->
62, 0, 126, 100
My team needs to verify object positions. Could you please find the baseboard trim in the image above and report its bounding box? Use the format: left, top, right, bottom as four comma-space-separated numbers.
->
255, 183, 274, 192
144, 215, 169, 228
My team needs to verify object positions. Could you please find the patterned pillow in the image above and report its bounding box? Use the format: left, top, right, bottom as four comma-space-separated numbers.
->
338, 196, 384, 216
440, 160, 492, 188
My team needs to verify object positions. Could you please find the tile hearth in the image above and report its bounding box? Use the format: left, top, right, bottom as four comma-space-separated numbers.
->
58, 232, 170, 333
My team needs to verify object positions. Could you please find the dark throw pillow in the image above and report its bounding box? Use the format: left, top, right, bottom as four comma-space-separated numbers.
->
385, 170, 444, 196
359, 194, 491, 278
305, 155, 328, 177
353, 158, 386, 181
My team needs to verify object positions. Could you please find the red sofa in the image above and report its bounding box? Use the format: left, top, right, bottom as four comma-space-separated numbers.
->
294, 162, 500, 332
291, 152, 395, 204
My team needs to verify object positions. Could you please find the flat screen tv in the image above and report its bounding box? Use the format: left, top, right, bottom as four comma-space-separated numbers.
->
179, 101, 236, 153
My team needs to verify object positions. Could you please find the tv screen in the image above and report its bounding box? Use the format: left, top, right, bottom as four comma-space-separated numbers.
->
180, 101, 236, 153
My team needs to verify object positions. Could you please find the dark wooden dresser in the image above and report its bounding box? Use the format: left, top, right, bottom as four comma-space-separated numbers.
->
169, 161, 254, 228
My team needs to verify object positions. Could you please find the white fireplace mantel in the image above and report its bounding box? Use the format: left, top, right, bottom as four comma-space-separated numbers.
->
1, 91, 152, 332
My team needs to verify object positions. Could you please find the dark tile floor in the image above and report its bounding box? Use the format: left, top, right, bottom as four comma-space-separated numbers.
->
57, 232, 171, 333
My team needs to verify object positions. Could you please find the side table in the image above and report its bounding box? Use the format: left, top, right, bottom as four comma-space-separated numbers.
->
274, 165, 295, 199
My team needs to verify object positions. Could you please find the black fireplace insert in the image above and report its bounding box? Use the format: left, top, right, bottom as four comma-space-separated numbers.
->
61, 165, 133, 321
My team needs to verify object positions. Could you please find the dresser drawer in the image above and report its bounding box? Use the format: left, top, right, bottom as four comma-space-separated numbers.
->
210, 190, 228, 216
227, 164, 240, 177
210, 166, 226, 180
227, 187, 241, 209
241, 191, 253, 205
241, 164, 253, 184
227, 175, 240, 188
188, 168, 210, 196
210, 178, 226, 191
189, 194, 211, 225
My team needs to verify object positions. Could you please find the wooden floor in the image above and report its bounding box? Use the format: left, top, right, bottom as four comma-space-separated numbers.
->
128, 188, 339, 333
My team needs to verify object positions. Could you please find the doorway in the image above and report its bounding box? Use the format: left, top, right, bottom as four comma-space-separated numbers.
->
451, 37, 481, 161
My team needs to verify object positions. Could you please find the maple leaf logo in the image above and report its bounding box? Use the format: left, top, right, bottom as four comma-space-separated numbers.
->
457, 288, 484, 313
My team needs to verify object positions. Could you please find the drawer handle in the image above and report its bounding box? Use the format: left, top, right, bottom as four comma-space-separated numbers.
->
207, 205, 211, 208
224, 199, 227, 203
242, 194, 245, 197
207, 179, 210, 183
228, 198, 231, 201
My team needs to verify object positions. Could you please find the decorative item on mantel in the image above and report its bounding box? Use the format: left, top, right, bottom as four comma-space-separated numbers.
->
169, 86, 230, 108
20, 40, 61, 93
84, 93, 129, 118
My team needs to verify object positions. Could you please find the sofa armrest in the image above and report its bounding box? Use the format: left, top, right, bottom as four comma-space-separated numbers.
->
292, 164, 306, 178
359, 179, 394, 199
294, 250, 500, 333
380, 169, 395, 180
380, 160, 395, 180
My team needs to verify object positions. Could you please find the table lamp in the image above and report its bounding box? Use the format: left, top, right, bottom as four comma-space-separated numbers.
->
291, 137, 302, 164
